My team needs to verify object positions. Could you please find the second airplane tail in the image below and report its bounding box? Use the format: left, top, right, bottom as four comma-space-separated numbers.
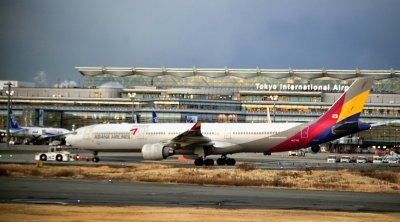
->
8, 110, 23, 131
152, 111, 159, 123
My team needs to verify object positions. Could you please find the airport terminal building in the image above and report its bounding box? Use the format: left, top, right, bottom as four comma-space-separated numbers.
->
1, 67, 399, 148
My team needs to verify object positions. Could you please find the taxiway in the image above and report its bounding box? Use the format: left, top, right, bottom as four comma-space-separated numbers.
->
1, 177, 399, 212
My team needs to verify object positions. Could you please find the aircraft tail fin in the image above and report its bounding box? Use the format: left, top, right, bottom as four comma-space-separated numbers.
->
316, 77, 373, 126
309, 77, 373, 139
152, 111, 159, 123
263, 77, 374, 153
8, 110, 22, 130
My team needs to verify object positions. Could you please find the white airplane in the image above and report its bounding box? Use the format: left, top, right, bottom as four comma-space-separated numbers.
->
1, 110, 71, 144
66, 77, 374, 166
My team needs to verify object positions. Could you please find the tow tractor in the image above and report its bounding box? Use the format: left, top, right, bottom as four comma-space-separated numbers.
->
35, 145, 77, 162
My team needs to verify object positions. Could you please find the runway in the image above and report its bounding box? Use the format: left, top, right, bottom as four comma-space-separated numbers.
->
1, 177, 400, 212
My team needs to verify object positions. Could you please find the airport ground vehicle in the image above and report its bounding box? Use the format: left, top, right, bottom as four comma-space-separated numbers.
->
372, 156, 383, 164
35, 146, 76, 162
356, 156, 367, 163
340, 156, 351, 163
327, 155, 337, 163
288, 150, 305, 156
386, 156, 399, 164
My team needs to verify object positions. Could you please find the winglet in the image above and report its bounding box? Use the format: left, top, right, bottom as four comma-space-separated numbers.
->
190, 122, 202, 131
171, 122, 203, 141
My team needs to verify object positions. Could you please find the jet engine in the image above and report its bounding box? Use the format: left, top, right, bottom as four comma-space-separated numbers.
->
141, 143, 174, 160
308, 145, 320, 154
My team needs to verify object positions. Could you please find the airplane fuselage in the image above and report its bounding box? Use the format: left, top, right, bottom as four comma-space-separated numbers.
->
67, 122, 310, 154
11, 127, 71, 140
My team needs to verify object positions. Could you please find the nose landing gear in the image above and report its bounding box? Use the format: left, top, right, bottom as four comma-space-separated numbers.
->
92, 151, 100, 162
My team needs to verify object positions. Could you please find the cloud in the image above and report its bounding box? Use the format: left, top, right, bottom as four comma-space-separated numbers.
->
54, 80, 78, 88
33, 71, 48, 87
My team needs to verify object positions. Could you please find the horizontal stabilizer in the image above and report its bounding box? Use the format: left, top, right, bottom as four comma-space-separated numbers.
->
332, 121, 371, 136
331, 122, 359, 135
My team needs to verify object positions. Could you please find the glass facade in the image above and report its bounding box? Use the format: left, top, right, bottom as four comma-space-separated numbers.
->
358, 123, 400, 144
1, 96, 399, 127
84, 74, 400, 93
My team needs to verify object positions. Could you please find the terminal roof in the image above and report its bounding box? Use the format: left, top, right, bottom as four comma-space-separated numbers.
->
76, 67, 400, 80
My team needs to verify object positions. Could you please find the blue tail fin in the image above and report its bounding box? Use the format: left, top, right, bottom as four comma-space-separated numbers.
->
152, 111, 159, 123
8, 110, 22, 130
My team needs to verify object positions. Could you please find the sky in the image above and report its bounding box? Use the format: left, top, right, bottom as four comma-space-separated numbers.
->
0, 0, 399, 87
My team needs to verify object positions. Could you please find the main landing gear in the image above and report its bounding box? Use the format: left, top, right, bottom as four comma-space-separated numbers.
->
194, 155, 236, 166
92, 151, 100, 162
194, 157, 214, 166
217, 155, 236, 166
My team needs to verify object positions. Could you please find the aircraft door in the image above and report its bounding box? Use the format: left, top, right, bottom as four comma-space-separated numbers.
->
224, 129, 231, 140
301, 126, 309, 138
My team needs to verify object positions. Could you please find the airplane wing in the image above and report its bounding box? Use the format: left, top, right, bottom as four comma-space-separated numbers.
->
41, 129, 73, 139
164, 122, 214, 150
0, 128, 26, 136
10, 128, 28, 134
41, 134, 59, 139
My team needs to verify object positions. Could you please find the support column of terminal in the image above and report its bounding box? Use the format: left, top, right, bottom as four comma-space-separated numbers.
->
5, 82, 13, 149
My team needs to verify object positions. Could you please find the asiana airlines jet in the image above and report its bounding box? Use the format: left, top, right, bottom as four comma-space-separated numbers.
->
66, 77, 374, 166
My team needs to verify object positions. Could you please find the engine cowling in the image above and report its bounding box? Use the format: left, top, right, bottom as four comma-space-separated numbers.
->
141, 143, 174, 160
308, 145, 320, 154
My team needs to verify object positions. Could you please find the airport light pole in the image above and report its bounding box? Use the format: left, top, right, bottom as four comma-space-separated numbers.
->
128, 92, 137, 123
270, 95, 278, 122
4, 82, 13, 149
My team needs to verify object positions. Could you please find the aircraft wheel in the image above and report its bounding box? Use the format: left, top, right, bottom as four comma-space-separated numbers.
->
217, 158, 226, 166
204, 159, 214, 166
92, 157, 100, 162
40, 154, 47, 161
194, 158, 204, 166
56, 154, 63, 162
226, 158, 236, 166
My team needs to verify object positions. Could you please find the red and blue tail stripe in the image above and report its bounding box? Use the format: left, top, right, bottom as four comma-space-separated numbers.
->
270, 77, 373, 152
